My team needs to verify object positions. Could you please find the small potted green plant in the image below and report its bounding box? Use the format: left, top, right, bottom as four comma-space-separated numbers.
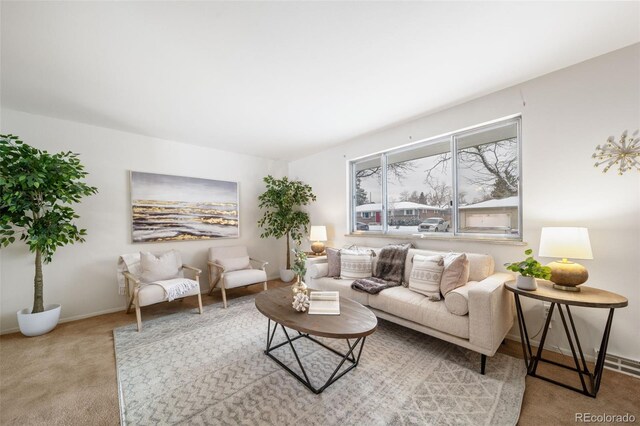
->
291, 248, 308, 295
504, 249, 552, 290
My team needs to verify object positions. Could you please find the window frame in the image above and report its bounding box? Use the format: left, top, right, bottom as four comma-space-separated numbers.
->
349, 115, 522, 241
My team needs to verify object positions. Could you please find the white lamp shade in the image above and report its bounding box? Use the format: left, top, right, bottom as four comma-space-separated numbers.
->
538, 227, 593, 260
309, 225, 327, 241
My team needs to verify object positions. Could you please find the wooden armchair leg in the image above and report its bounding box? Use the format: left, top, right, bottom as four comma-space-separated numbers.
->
221, 285, 227, 309
126, 294, 135, 314
135, 302, 142, 332
263, 281, 268, 291
197, 292, 203, 314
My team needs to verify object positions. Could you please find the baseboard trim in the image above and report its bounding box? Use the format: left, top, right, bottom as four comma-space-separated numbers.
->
1, 305, 126, 335
2, 278, 283, 335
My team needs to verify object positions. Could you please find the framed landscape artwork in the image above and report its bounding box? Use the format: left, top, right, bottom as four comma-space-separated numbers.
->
130, 171, 239, 243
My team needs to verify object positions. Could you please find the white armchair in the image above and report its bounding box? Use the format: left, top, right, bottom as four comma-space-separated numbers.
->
208, 246, 268, 308
121, 250, 203, 331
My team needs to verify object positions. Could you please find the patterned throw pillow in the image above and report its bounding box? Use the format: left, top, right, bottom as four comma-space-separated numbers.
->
326, 247, 341, 277
340, 248, 373, 280
408, 254, 444, 300
440, 253, 470, 296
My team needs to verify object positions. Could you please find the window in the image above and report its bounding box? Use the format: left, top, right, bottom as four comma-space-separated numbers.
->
350, 116, 521, 240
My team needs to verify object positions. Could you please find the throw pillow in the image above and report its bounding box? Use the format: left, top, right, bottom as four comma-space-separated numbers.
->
408, 254, 444, 300
217, 256, 251, 272
140, 250, 181, 283
340, 248, 374, 280
440, 252, 470, 296
326, 247, 341, 277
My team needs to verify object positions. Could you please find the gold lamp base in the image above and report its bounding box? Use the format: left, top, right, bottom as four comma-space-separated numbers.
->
547, 259, 588, 292
311, 241, 325, 255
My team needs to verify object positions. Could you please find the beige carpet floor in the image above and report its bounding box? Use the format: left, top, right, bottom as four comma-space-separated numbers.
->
1, 280, 638, 425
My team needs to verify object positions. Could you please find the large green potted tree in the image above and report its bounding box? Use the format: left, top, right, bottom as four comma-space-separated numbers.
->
257, 175, 316, 282
0, 135, 98, 336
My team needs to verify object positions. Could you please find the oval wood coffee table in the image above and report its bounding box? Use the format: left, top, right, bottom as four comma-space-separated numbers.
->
255, 286, 377, 394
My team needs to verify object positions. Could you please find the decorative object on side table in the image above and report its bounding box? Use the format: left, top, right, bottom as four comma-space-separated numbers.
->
539, 227, 593, 292
504, 249, 552, 291
257, 176, 316, 282
309, 225, 327, 254
291, 248, 308, 295
592, 129, 639, 175
0, 135, 98, 336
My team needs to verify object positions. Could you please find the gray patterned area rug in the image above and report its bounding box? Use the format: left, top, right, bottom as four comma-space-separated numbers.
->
114, 295, 525, 425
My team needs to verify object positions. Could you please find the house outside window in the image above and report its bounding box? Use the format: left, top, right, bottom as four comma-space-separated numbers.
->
350, 115, 521, 240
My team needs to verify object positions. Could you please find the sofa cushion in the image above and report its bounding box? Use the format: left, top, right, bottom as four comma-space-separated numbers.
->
441, 253, 470, 296
140, 250, 182, 283
466, 253, 495, 281
340, 249, 373, 280
368, 287, 469, 339
309, 263, 329, 279
311, 277, 369, 306
444, 281, 477, 316
408, 254, 444, 300
326, 247, 341, 277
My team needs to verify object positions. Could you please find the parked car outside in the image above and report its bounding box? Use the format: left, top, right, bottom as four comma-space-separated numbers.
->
356, 222, 369, 231
418, 217, 450, 232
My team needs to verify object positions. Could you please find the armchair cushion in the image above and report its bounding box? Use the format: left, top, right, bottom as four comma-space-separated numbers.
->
218, 256, 251, 272
140, 250, 182, 283
224, 269, 268, 289
209, 246, 248, 261
137, 279, 200, 307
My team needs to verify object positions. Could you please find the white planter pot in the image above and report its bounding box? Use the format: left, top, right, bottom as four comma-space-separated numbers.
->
516, 275, 537, 291
279, 269, 295, 283
17, 304, 61, 337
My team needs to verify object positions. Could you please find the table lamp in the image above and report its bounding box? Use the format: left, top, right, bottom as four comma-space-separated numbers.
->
538, 227, 593, 292
309, 226, 327, 255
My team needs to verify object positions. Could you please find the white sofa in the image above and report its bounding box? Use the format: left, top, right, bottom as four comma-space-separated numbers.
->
306, 248, 515, 374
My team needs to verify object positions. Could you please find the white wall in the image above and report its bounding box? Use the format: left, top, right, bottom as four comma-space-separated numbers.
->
0, 110, 288, 333
289, 44, 640, 361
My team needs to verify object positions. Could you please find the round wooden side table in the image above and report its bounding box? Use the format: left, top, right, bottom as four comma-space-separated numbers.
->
505, 280, 627, 398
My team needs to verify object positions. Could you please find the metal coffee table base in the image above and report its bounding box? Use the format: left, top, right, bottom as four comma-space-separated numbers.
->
264, 319, 367, 394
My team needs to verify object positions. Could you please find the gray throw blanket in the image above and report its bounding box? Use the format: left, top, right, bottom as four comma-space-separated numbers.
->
351, 244, 411, 294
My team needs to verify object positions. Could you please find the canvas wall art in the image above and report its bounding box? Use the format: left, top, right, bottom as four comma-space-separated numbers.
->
130, 171, 239, 243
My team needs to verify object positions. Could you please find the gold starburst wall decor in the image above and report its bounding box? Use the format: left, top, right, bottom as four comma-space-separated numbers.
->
592, 129, 640, 175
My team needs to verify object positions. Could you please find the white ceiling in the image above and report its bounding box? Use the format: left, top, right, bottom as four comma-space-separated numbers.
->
2, 1, 639, 161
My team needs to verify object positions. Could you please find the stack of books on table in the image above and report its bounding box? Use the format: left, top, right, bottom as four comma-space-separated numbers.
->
308, 291, 340, 315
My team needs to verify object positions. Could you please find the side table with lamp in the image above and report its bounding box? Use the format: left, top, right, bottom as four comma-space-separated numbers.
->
506, 227, 628, 397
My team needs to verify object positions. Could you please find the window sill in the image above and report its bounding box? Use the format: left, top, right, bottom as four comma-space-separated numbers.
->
346, 232, 527, 245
